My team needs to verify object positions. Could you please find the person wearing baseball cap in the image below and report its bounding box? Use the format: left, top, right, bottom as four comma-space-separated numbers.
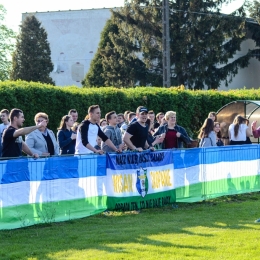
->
123, 106, 155, 151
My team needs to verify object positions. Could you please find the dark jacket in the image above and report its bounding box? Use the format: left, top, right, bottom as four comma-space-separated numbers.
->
57, 129, 76, 155
153, 124, 191, 149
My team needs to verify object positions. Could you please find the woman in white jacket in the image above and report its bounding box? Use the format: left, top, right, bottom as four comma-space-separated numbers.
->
198, 118, 216, 147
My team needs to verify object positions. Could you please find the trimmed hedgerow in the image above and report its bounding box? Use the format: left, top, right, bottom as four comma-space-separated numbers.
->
1, 81, 260, 137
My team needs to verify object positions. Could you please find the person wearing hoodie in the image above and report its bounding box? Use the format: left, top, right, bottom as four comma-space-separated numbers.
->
102, 111, 124, 153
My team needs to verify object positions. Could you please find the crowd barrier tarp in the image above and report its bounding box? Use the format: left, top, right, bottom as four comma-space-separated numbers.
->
1, 145, 260, 230
0, 155, 107, 230
174, 145, 260, 202
106, 150, 176, 211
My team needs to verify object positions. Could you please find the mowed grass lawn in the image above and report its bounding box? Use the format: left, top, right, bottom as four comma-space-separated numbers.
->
1, 194, 260, 260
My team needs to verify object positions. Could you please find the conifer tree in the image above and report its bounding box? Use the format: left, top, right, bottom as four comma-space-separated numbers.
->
10, 15, 54, 85
110, 0, 254, 89
82, 18, 147, 87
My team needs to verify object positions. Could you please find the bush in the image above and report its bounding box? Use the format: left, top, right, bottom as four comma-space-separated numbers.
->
1, 81, 260, 138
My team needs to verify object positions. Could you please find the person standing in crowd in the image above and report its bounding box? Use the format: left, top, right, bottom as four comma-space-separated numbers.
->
75, 105, 121, 155
25, 112, 59, 156
198, 118, 216, 147
100, 118, 107, 129
153, 111, 190, 149
57, 115, 77, 155
0, 109, 10, 156
94, 137, 102, 150
228, 115, 251, 145
121, 112, 136, 135
251, 120, 260, 138
208, 112, 217, 122
129, 106, 144, 124
117, 113, 125, 128
214, 122, 224, 146
154, 112, 165, 129
146, 118, 165, 148
102, 111, 125, 153
68, 109, 78, 123
148, 110, 156, 133
2, 108, 42, 158
123, 110, 131, 122
123, 106, 154, 151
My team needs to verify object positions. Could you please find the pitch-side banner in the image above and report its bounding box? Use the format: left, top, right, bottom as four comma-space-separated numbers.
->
106, 150, 176, 211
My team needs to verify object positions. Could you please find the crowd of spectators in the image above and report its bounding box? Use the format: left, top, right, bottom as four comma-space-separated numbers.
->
0, 106, 259, 158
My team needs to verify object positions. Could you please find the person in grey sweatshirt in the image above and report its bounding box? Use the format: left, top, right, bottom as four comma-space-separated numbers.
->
198, 118, 216, 147
102, 111, 124, 153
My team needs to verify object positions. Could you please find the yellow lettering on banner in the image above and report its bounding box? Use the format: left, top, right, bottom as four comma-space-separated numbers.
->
150, 169, 172, 189
112, 174, 133, 193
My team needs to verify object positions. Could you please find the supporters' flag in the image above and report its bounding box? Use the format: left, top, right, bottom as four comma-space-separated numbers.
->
174, 145, 260, 202
106, 150, 176, 211
0, 155, 107, 230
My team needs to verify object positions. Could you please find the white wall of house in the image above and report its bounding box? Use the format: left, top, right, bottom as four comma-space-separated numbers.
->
218, 39, 260, 90
23, 9, 112, 87
22, 9, 260, 89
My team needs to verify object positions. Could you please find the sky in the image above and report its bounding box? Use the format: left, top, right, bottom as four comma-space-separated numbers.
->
1, 0, 246, 32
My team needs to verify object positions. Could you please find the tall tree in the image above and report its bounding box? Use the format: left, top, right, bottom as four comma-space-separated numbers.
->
10, 15, 54, 85
82, 18, 147, 87
0, 4, 15, 81
102, 0, 254, 89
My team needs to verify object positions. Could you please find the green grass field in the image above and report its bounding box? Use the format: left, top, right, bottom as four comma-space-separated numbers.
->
1, 193, 260, 260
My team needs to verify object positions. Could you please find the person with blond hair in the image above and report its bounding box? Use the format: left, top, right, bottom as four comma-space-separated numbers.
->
25, 112, 59, 156
153, 111, 190, 149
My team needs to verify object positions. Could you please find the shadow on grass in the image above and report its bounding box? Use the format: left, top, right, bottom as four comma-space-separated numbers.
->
0, 193, 260, 260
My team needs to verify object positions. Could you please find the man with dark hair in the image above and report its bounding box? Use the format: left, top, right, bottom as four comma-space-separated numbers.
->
75, 105, 121, 154
0, 109, 10, 156
129, 106, 144, 124
102, 111, 124, 153
68, 109, 78, 123
123, 106, 154, 152
154, 112, 165, 129
117, 113, 125, 128
1, 108, 44, 158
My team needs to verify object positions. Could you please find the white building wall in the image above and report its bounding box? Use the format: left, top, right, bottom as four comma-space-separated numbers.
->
23, 9, 112, 87
218, 39, 260, 90
22, 9, 260, 89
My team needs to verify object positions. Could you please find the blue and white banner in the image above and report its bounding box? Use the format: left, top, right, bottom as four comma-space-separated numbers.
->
106, 150, 176, 211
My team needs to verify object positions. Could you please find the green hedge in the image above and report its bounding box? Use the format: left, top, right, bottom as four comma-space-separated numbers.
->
1, 81, 260, 138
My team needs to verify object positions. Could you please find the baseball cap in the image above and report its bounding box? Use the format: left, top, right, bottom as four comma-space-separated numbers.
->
137, 106, 148, 114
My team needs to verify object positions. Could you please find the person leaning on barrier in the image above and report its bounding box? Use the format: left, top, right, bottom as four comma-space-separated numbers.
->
25, 112, 59, 156
198, 118, 216, 147
1, 108, 41, 158
228, 115, 251, 145
57, 115, 77, 155
75, 105, 121, 155
123, 106, 155, 152
102, 111, 125, 153
153, 111, 190, 149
